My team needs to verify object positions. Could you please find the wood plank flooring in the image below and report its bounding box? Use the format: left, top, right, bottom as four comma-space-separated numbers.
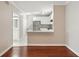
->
2, 46, 78, 57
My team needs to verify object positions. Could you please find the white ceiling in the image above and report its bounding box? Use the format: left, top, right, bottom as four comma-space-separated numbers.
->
54, 1, 69, 5
10, 1, 69, 13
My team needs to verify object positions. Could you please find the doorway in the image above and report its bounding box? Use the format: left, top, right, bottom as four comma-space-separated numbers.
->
13, 12, 27, 46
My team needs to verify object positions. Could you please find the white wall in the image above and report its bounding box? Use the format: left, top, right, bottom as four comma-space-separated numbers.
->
66, 2, 79, 56
0, 2, 13, 55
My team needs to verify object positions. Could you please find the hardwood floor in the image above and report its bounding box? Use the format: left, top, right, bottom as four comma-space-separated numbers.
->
2, 46, 78, 57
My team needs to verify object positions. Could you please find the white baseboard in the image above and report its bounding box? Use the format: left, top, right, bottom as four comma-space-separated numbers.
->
28, 44, 65, 46
0, 45, 12, 56
13, 44, 28, 46
65, 45, 79, 56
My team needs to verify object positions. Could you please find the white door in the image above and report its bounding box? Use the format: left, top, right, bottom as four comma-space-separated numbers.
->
13, 13, 20, 46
